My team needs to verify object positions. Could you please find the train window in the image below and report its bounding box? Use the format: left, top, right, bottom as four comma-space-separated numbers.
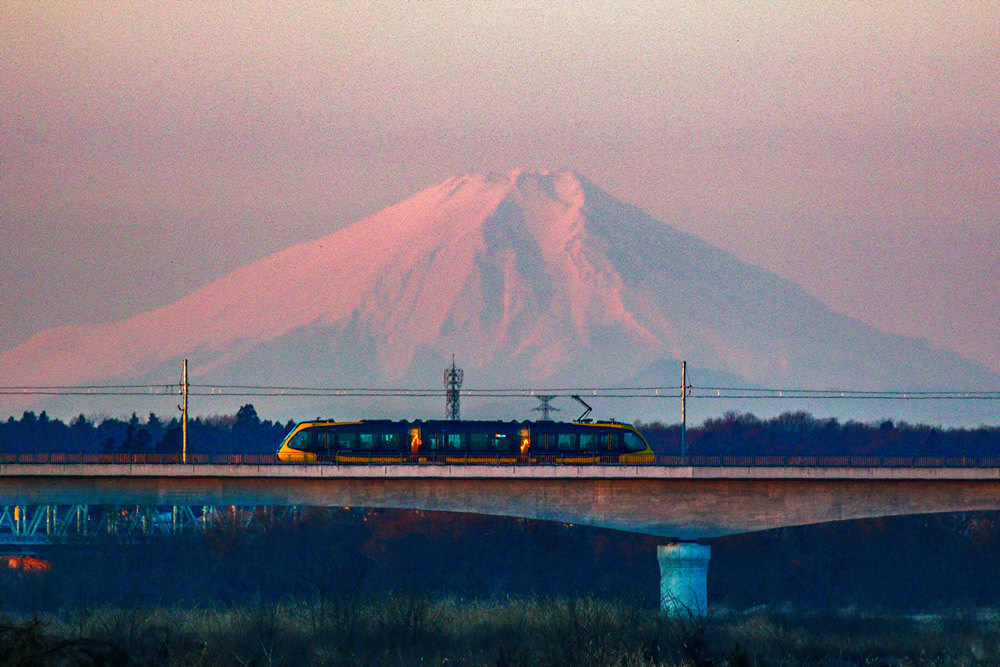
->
380, 432, 399, 449
447, 433, 463, 450
288, 429, 314, 451
470, 432, 490, 449
427, 433, 440, 450
624, 432, 645, 452
579, 432, 599, 450
359, 433, 375, 450
557, 433, 576, 450
337, 431, 358, 449
492, 433, 509, 450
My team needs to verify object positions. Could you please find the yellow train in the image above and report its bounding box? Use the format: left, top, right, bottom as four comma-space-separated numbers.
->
276, 419, 653, 464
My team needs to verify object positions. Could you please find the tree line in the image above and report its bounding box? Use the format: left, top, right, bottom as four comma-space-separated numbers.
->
1, 406, 998, 457
638, 410, 1000, 458
0, 404, 290, 454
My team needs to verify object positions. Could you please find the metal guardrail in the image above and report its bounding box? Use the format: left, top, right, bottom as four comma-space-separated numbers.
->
2, 452, 1000, 467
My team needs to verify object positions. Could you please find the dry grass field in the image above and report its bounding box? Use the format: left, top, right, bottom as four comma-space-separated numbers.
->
3, 596, 999, 665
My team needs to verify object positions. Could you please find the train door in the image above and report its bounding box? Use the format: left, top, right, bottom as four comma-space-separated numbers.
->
536, 431, 553, 452
605, 430, 620, 452
317, 428, 333, 458
428, 431, 442, 451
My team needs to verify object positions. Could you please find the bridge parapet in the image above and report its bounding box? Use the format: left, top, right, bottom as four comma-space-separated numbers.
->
5, 453, 1000, 467
5, 461, 1000, 481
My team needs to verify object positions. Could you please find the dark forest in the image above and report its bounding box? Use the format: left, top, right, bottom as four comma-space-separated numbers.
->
3, 405, 998, 458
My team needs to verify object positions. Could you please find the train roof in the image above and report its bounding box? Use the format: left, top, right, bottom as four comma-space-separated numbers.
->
298, 418, 637, 429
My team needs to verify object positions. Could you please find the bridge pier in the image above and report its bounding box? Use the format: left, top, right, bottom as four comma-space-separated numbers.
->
657, 542, 710, 616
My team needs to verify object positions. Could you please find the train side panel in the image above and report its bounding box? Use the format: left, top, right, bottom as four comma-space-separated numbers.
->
277, 419, 654, 463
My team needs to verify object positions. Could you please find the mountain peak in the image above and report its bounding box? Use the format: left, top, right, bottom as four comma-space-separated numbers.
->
1, 169, 995, 423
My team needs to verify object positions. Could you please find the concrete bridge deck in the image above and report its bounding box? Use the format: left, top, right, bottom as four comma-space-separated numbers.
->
3, 463, 1000, 539
5, 461, 1000, 478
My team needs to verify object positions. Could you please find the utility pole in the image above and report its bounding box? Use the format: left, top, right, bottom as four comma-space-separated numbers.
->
680, 361, 690, 461
180, 359, 189, 463
443, 356, 463, 420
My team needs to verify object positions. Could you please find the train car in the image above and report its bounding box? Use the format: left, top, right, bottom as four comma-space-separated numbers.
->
276, 419, 653, 463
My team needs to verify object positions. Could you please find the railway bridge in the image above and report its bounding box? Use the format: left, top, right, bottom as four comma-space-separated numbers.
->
3, 460, 1000, 613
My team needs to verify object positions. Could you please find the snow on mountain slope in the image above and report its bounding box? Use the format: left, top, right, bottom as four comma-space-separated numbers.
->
1, 169, 995, 421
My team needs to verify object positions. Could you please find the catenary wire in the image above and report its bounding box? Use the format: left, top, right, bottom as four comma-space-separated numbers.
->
1, 383, 998, 400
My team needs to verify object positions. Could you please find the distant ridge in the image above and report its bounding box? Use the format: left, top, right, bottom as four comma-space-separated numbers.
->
1, 169, 996, 424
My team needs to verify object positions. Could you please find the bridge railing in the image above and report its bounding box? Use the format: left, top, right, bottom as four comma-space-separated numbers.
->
4, 452, 1000, 467
0, 452, 277, 465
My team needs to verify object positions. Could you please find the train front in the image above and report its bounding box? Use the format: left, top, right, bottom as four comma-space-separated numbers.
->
276, 421, 326, 462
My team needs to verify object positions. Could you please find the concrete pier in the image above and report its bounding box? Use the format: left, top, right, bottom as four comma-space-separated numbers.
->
658, 542, 711, 615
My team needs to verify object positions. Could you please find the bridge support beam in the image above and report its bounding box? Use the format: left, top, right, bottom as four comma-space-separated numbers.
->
657, 542, 710, 616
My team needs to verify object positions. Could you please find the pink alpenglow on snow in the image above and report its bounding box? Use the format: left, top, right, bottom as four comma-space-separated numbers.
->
0, 170, 995, 422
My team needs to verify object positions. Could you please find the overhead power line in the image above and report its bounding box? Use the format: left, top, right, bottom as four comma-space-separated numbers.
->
0, 384, 176, 396
1, 383, 998, 401
690, 386, 1000, 401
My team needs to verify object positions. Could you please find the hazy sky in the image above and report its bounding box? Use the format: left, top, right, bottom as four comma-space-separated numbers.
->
2, 3, 998, 374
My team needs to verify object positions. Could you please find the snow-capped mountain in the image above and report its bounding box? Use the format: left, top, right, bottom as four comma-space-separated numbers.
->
2, 170, 995, 423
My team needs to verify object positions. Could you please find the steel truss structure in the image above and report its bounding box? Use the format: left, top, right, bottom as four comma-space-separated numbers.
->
0, 505, 303, 546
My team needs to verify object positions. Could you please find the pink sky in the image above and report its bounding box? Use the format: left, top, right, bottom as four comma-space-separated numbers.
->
2, 3, 998, 374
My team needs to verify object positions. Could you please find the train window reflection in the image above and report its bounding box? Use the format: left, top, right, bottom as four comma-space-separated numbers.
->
557, 433, 575, 450
579, 433, 598, 450
447, 433, 463, 450
289, 430, 313, 451
624, 432, 644, 451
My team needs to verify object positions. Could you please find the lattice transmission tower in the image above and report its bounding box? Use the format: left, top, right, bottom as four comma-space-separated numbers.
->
443, 356, 464, 420
532, 395, 560, 420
